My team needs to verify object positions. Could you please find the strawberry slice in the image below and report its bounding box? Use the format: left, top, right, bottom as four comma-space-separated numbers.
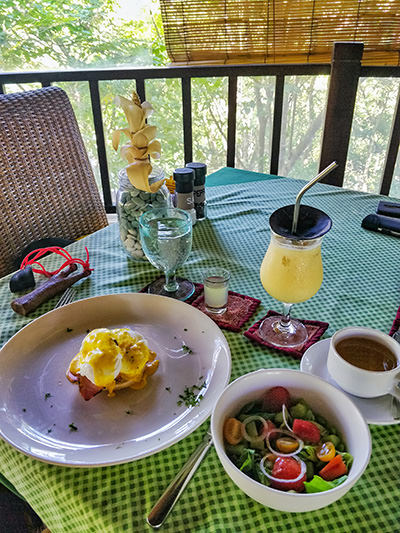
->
292, 418, 320, 443
263, 386, 290, 412
270, 457, 306, 492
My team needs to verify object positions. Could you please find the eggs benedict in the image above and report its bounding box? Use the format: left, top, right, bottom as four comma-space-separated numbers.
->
67, 328, 159, 400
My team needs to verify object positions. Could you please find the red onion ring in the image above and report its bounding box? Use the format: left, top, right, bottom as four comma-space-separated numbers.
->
282, 404, 292, 432
259, 454, 306, 484
265, 428, 304, 457
242, 415, 270, 443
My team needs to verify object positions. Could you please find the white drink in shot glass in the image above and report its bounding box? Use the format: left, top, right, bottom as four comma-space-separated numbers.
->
203, 268, 230, 314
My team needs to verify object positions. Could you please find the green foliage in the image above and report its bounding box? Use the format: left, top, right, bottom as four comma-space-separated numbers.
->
1, 0, 398, 198
0, 0, 163, 69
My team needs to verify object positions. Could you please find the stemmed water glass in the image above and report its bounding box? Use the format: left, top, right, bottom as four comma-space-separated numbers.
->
139, 207, 194, 300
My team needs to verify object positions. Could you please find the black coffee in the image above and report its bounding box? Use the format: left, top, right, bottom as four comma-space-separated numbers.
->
336, 336, 397, 372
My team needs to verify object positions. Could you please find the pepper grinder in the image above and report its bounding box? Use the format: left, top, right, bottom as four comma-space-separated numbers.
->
173, 168, 196, 225
186, 162, 207, 220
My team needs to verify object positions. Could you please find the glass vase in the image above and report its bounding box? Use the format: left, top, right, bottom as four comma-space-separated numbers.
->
116, 167, 170, 262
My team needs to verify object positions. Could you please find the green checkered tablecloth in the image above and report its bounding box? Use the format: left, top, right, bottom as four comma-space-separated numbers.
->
206, 167, 282, 187
1, 170, 400, 532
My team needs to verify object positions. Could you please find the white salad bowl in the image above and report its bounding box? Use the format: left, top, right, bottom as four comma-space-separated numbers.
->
210, 368, 371, 512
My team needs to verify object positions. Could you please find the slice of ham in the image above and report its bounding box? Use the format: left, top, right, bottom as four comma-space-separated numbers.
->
78, 375, 103, 401
67, 371, 103, 401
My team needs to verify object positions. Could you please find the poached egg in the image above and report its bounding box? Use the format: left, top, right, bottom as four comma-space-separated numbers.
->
67, 327, 159, 397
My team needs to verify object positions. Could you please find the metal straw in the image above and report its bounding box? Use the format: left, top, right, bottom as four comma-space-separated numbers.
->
291, 161, 338, 234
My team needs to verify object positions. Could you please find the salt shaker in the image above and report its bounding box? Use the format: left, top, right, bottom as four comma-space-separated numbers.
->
186, 162, 207, 220
173, 168, 196, 225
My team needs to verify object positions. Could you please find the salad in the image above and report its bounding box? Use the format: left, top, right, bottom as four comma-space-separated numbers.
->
223, 386, 353, 493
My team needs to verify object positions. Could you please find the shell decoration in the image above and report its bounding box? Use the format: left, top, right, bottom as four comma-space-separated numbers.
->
113, 91, 164, 193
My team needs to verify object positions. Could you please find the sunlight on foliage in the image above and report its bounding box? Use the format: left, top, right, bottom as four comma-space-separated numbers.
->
1, 0, 398, 198
346, 78, 399, 195
192, 78, 228, 173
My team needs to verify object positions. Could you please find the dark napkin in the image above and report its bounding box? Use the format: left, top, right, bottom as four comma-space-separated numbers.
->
244, 310, 329, 359
139, 278, 260, 331
191, 290, 261, 332
139, 278, 203, 304
389, 303, 400, 339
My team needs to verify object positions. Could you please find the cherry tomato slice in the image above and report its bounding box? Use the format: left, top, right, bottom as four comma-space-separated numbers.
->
275, 436, 299, 454
317, 441, 336, 462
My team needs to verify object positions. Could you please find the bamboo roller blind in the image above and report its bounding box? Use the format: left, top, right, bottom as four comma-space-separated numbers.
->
160, 0, 400, 65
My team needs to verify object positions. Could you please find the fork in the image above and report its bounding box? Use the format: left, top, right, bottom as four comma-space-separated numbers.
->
54, 287, 75, 308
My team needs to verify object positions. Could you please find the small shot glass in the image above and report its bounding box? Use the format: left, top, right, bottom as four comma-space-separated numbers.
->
203, 267, 230, 314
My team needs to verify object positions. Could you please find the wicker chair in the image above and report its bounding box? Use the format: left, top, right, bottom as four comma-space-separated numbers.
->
0, 86, 108, 277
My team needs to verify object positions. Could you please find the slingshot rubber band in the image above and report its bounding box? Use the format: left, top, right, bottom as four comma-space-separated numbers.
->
20, 246, 92, 277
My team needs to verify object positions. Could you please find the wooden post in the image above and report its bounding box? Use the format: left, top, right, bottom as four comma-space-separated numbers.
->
319, 42, 364, 186
182, 77, 193, 164
270, 75, 284, 176
227, 75, 237, 168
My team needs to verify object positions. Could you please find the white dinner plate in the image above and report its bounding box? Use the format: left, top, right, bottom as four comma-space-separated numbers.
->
0, 293, 231, 466
301, 338, 399, 426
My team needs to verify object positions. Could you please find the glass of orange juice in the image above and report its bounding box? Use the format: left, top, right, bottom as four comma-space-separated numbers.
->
259, 205, 331, 348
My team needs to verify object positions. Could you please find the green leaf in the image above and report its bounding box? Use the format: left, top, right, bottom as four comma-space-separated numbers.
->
239, 449, 255, 472
304, 475, 348, 493
338, 452, 354, 469
298, 445, 318, 463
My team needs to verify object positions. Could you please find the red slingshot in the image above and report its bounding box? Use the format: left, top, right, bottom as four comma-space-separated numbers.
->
20, 246, 92, 277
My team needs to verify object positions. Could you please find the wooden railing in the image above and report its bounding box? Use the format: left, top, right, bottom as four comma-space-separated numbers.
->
1, 42, 399, 213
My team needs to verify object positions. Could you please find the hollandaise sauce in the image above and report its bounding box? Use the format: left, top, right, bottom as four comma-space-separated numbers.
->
67, 328, 159, 397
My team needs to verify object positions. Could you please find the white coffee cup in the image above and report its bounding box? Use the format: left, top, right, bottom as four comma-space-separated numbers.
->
327, 326, 400, 399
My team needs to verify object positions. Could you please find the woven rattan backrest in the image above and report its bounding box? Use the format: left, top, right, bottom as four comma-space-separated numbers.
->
0, 86, 108, 277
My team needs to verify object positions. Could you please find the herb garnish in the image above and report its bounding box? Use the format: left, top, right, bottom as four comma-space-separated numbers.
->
125, 410, 133, 415
177, 381, 206, 407
182, 344, 193, 354
69, 423, 78, 431
44, 393, 52, 400
165, 387, 171, 393
66, 328, 73, 333
22, 408, 26, 412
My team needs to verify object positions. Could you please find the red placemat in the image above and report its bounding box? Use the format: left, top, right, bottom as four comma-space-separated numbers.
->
244, 310, 329, 359
191, 290, 261, 332
139, 278, 260, 331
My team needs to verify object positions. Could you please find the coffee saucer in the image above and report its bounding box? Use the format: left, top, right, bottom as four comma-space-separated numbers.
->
301, 338, 399, 425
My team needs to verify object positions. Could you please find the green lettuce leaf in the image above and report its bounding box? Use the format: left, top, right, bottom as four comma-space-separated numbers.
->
304, 475, 348, 493
239, 449, 255, 472
338, 452, 354, 469
298, 445, 318, 463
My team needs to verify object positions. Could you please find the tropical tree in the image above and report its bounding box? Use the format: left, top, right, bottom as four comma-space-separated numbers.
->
1, 0, 398, 198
